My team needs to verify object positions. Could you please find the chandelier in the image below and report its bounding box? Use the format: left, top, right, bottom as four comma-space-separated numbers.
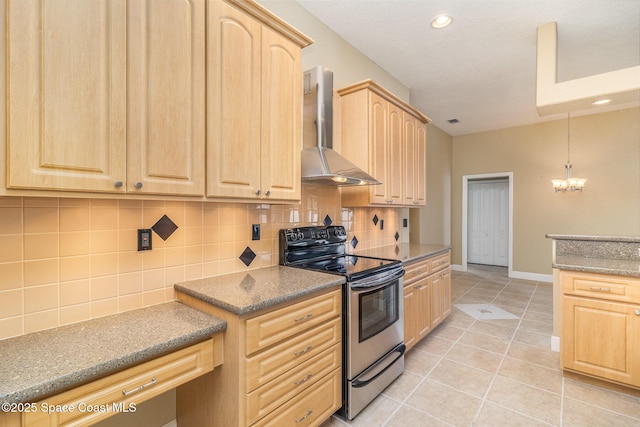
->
551, 113, 586, 192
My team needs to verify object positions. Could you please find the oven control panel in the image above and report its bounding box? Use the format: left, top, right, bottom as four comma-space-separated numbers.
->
281, 225, 347, 244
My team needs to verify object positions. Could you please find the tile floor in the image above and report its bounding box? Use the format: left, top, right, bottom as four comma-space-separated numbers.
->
323, 264, 640, 426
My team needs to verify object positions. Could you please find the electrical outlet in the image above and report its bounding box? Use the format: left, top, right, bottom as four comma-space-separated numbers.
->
138, 229, 152, 251
403, 218, 408, 228
252, 224, 261, 241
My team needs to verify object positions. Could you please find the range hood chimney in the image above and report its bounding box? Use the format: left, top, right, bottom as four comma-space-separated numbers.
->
301, 66, 381, 186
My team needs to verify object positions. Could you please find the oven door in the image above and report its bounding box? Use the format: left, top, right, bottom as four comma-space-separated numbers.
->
347, 268, 404, 379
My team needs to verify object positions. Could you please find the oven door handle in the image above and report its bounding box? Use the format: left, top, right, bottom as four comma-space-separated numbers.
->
350, 268, 404, 291
351, 343, 406, 389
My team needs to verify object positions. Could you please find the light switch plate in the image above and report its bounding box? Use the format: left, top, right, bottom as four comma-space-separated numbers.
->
138, 229, 152, 251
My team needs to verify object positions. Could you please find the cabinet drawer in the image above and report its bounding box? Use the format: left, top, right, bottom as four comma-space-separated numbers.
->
246, 317, 341, 392
404, 259, 430, 285
429, 252, 450, 273
246, 343, 341, 425
252, 367, 341, 427
245, 289, 341, 355
24, 338, 216, 427
562, 271, 640, 303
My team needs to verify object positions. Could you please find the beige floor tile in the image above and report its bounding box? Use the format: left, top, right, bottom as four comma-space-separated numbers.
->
429, 359, 494, 398
404, 348, 442, 377
429, 323, 467, 341
381, 370, 423, 402
412, 334, 455, 357
474, 402, 553, 427
507, 342, 560, 370
406, 379, 482, 426
512, 329, 551, 348
486, 376, 561, 425
562, 397, 640, 426
445, 342, 504, 373
493, 295, 530, 308
526, 301, 553, 315
497, 356, 562, 394
383, 405, 451, 427
468, 320, 516, 340
563, 378, 640, 416
522, 309, 553, 324
342, 394, 400, 427
458, 330, 510, 354
518, 319, 553, 335
443, 309, 475, 329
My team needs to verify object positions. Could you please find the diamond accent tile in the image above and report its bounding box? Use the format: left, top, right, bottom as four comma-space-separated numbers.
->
351, 236, 359, 249
372, 214, 378, 226
152, 214, 178, 241
395, 231, 400, 241
323, 214, 333, 226
239, 247, 257, 267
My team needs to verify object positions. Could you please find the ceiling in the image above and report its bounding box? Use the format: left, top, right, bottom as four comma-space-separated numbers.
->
295, 0, 640, 136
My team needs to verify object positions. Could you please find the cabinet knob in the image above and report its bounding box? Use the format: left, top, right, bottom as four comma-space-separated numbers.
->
265, 190, 271, 197
114, 180, 123, 188
134, 181, 143, 189
255, 190, 261, 196
635, 309, 640, 316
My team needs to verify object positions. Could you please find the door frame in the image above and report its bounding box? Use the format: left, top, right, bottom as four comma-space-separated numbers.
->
461, 172, 513, 277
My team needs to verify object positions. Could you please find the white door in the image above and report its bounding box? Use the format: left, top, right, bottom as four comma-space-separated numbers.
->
467, 180, 509, 266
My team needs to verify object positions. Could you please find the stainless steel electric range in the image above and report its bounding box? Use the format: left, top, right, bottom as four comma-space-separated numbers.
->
280, 225, 405, 420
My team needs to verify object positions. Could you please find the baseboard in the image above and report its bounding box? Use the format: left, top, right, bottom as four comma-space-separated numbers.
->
510, 270, 553, 283
451, 264, 464, 272
550, 335, 560, 352
162, 421, 177, 427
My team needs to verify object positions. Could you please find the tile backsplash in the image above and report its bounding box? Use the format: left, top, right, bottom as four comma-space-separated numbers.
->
0, 185, 407, 339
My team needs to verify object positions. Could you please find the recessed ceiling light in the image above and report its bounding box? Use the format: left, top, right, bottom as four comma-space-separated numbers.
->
447, 118, 459, 123
431, 14, 453, 29
592, 99, 612, 106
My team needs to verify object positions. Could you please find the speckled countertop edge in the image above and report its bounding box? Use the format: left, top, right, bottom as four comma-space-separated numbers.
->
553, 256, 640, 277
354, 243, 451, 263
546, 234, 640, 243
175, 266, 346, 316
0, 302, 226, 404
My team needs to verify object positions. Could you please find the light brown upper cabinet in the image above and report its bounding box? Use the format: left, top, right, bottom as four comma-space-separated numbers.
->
206, 0, 312, 202
6, 0, 205, 196
338, 80, 430, 207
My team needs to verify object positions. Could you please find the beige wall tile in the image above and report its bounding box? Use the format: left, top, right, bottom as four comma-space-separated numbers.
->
165, 247, 185, 268
0, 197, 23, 208
91, 253, 118, 278
24, 309, 58, 333
118, 252, 142, 274
91, 276, 118, 300
0, 207, 22, 235
119, 272, 143, 296
91, 298, 117, 318
117, 230, 139, 252
91, 230, 118, 254
0, 289, 23, 318
185, 245, 203, 265
118, 208, 143, 229
60, 303, 91, 326
60, 256, 91, 282
59, 198, 90, 207
142, 289, 165, 307
185, 202, 203, 227
24, 207, 58, 233
142, 248, 164, 270
165, 266, 185, 287
60, 279, 91, 307
185, 264, 203, 281
143, 269, 164, 291
0, 235, 22, 263
60, 206, 90, 232
119, 294, 143, 312
24, 198, 58, 208
24, 284, 58, 313
60, 232, 90, 257
24, 233, 59, 260
91, 204, 117, 230
0, 262, 22, 291
0, 316, 23, 339
24, 259, 58, 287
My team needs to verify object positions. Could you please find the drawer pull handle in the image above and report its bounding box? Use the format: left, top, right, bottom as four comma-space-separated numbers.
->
294, 372, 313, 385
294, 313, 313, 323
589, 286, 611, 292
122, 377, 157, 396
294, 345, 313, 356
295, 408, 313, 423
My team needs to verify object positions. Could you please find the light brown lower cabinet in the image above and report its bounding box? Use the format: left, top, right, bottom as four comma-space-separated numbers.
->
1, 336, 222, 427
403, 251, 451, 352
176, 287, 342, 426
561, 270, 640, 388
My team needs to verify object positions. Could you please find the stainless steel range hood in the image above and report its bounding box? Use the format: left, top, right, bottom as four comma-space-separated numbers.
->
301, 66, 381, 186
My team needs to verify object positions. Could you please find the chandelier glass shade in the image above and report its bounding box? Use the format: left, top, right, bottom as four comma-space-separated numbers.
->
552, 113, 586, 192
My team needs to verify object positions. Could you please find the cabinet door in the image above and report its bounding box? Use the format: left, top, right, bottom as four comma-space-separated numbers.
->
563, 296, 640, 387
7, 0, 126, 192
430, 272, 444, 328
207, 0, 262, 199
387, 103, 404, 204
127, 0, 205, 195
404, 284, 418, 351
416, 282, 431, 340
415, 121, 427, 206
368, 93, 388, 205
403, 113, 416, 205
441, 268, 452, 319
260, 26, 301, 201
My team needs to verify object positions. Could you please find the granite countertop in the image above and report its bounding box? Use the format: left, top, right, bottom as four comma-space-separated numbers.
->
175, 266, 346, 316
354, 243, 451, 263
0, 302, 226, 404
553, 256, 640, 277
546, 234, 640, 243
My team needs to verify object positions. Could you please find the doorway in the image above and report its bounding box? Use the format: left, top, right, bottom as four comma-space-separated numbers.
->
461, 173, 513, 276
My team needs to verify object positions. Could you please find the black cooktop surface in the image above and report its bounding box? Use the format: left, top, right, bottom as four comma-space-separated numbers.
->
298, 255, 400, 280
